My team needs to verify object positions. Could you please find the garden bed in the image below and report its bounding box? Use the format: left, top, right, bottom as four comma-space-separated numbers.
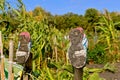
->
86, 62, 120, 80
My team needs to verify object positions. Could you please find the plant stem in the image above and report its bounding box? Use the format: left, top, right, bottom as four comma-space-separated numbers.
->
0, 31, 5, 80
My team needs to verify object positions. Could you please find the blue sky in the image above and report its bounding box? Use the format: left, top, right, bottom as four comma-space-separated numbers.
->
8, 0, 120, 15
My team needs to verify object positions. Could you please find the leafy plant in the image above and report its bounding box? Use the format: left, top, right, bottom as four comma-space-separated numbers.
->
87, 43, 106, 64
96, 10, 120, 62
103, 62, 117, 73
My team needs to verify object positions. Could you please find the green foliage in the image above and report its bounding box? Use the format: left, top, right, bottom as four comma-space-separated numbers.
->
54, 12, 85, 30
83, 67, 105, 80
1, 0, 120, 80
96, 10, 120, 62
83, 62, 118, 80
88, 73, 105, 80
103, 62, 117, 73
85, 8, 99, 23
88, 44, 106, 64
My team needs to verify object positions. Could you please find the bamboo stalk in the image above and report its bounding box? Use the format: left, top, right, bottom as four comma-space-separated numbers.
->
0, 31, 5, 80
8, 40, 14, 80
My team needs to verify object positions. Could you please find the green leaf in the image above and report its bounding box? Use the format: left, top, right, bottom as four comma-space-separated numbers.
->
89, 73, 104, 80
103, 63, 116, 73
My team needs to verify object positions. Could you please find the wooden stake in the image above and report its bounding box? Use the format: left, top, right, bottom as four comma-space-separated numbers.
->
8, 40, 14, 80
74, 67, 83, 80
0, 31, 5, 80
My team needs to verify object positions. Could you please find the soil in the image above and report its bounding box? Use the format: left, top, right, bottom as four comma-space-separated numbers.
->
86, 62, 120, 80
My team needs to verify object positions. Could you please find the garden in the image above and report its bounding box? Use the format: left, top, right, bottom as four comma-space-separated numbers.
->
0, 0, 120, 80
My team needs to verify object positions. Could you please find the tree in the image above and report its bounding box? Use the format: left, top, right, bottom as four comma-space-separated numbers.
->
85, 8, 100, 23
84, 8, 100, 33
54, 12, 85, 30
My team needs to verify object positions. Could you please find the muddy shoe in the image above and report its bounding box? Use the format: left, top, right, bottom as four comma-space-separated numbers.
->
16, 32, 31, 64
16, 51, 28, 64
68, 29, 86, 68
74, 50, 86, 68
68, 46, 87, 68
18, 35, 29, 52
69, 29, 83, 45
